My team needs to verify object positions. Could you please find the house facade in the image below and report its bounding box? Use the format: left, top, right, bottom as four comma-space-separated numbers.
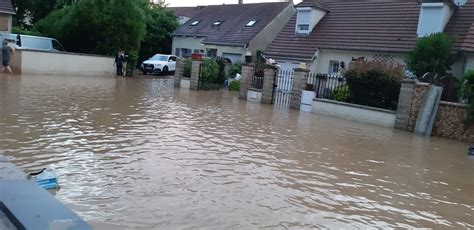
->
0, 0, 15, 33
171, 2, 295, 64
265, 0, 474, 78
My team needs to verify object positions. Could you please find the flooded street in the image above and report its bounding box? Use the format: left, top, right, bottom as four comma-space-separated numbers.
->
0, 74, 473, 229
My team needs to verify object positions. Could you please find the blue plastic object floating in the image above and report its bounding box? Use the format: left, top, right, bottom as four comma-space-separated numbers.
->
35, 168, 58, 190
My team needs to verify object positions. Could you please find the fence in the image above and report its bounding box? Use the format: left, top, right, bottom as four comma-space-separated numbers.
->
308, 73, 346, 99
251, 66, 264, 89
276, 70, 294, 92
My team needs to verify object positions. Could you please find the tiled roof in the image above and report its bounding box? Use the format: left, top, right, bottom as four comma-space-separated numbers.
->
266, 0, 421, 61
445, 2, 474, 53
172, 2, 291, 46
296, 0, 329, 11
167, 6, 204, 18
0, 0, 15, 15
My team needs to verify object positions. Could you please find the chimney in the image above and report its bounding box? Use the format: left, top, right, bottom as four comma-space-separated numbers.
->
238, 0, 243, 4
417, 0, 455, 37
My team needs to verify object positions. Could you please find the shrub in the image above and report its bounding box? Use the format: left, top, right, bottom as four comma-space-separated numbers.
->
460, 70, 474, 124
331, 85, 349, 102
183, 58, 192, 78
345, 60, 402, 110
229, 62, 242, 78
405, 33, 455, 79
200, 58, 221, 90
228, 80, 240, 91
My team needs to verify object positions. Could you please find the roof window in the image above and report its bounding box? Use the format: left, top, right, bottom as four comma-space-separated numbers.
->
246, 20, 257, 27
213, 21, 223, 26
190, 20, 200, 26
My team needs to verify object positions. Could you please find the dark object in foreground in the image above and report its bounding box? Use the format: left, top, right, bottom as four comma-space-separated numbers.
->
27, 168, 46, 176
469, 147, 474, 156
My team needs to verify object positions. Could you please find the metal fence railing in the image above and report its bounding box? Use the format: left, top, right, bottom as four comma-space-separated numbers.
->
251, 66, 264, 89
308, 73, 346, 99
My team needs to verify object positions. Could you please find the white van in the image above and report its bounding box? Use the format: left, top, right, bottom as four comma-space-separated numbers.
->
1, 33, 65, 52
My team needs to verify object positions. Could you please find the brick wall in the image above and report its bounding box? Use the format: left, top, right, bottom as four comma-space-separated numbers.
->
432, 102, 474, 142
407, 83, 430, 132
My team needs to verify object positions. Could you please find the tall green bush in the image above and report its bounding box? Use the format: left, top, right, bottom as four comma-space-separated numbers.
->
200, 58, 220, 90
345, 60, 403, 110
460, 70, 474, 124
229, 62, 242, 78
183, 58, 192, 78
405, 33, 455, 79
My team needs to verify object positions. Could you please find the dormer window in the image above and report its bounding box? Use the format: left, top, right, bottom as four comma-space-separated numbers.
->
246, 20, 257, 27
213, 21, 223, 26
296, 9, 311, 35
190, 20, 200, 26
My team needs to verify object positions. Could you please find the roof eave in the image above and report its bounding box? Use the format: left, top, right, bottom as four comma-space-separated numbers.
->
0, 10, 15, 15
201, 41, 247, 47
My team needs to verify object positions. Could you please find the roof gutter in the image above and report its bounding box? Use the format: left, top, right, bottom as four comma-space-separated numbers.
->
0, 10, 16, 15
201, 41, 247, 47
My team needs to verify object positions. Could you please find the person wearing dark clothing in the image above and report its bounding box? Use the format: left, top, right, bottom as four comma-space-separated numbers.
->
2, 40, 12, 74
114, 50, 125, 76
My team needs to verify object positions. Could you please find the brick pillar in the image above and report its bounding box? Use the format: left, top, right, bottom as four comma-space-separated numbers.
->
261, 65, 277, 104
290, 68, 309, 110
239, 64, 254, 99
190, 60, 202, 90
395, 79, 416, 130
174, 58, 185, 88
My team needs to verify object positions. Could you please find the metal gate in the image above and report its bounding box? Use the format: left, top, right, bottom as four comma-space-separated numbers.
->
272, 69, 294, 109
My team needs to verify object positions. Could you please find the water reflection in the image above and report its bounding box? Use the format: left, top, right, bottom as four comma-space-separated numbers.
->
0, 74, 473, 229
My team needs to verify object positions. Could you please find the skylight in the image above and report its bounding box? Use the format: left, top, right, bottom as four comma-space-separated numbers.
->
213, 21, 222, 26
246, 20, 257, 27
190, 20, 200, 26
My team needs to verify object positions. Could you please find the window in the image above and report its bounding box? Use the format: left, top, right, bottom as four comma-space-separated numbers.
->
169, 56, 177, 62
51, 40, 64, 51
246, 20, 257, 27
190, 20, 200, 26
213, 21, 222, 26
297, 24, 309, 31
179, 48, 192, 57
328, 60, 340, 74
175, 48, 180, 57
193, 49, 204, 54
206, 48, 217, 58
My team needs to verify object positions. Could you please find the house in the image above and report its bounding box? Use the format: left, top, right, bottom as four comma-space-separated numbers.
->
0, 0, 15, 33
167, 6, 204, 25
171, 2, 295, 64
265, 0, 474, 77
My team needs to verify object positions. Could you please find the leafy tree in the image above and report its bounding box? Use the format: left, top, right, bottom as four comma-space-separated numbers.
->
11, 0, 77, 28
405, 33, 455, 79
138, 5, 179, 65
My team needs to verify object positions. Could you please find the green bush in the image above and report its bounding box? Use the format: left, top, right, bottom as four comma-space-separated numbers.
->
345, 60, 402, 110
460, 70, 474, 124
200, 58, 221, 90
228, 80, 240, 91
405, 33, 455, 79
183, 58, 192, 78
331, 85, 349, 102
229, 62, 242, 78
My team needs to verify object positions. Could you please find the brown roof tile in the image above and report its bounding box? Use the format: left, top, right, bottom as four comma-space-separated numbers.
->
172, 2, 291, 46
167, 6, 204, 18
445, 2, 474, 53
0, 0, 14, 15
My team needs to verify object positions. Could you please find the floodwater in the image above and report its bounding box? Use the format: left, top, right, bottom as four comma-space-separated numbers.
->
0, 74, 473, 229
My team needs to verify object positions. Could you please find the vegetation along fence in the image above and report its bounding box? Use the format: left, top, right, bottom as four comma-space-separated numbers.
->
308, 73, 347, 100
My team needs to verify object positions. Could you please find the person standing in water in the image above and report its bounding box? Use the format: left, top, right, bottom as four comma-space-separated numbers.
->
114, 49, 125, 76
1, 40, 13, 74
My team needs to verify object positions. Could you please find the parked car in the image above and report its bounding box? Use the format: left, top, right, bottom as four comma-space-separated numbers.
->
0, 33, 65, 52
141, 54, 177, 75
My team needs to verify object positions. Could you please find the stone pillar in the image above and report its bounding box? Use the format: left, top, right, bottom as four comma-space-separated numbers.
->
261, 65, 277, 104
190, 60, 202, 90
395, 79, 416, 130
174, 58, 185, 88
239, 64, 254, 99
290, 68, 309, 110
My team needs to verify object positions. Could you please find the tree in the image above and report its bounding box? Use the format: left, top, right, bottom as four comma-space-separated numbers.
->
460, 70, 474, 124
405, 33, 455, 79
33, 0, 146, 56
138, 4, 179, 65
11, 0, 77, 28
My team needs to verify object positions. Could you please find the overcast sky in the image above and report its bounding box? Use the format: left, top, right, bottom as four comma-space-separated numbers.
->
165, 0, 302, 7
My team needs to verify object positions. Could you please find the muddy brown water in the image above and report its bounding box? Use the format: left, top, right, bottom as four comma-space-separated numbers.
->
0, 74, 473, 229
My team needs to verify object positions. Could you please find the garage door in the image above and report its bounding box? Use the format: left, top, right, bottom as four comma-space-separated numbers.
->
223, 53, 243, 64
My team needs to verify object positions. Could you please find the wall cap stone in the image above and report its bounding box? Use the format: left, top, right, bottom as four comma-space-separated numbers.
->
439, 101, 468, 108
401, 79, 417, 84
293, 68, 310, 72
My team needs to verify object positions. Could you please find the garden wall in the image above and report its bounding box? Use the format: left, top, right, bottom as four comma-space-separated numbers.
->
399, 82, 474, 142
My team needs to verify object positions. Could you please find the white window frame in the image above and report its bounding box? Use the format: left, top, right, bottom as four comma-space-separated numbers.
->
328, 60, 340, 74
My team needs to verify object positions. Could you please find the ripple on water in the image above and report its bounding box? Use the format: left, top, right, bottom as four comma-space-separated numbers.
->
0, 74, 473, 229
